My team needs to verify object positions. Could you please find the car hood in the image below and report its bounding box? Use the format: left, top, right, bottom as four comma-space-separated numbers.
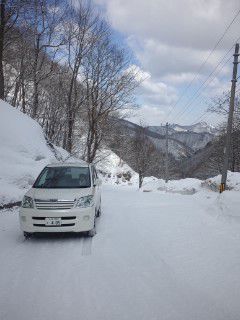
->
26, 187, 93, 201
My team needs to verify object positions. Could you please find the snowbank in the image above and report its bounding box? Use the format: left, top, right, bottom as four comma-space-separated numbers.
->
142, 177, 202, 194
0, 100, 68, 205
141, 172, 240, 195
202, 171, 240, 191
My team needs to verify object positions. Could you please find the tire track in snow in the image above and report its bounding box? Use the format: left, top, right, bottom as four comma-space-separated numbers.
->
81, 237, 93, 255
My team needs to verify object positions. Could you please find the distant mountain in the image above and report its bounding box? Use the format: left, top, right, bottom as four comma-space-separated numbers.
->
148, 122, 217, 152
149, 122, 217, 135
172, 122, 218, 135
114, 119, 194, 159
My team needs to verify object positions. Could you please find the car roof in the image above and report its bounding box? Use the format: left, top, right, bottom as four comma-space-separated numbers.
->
46, 161, 89, 168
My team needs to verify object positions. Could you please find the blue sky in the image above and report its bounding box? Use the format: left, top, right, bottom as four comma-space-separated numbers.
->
93, 0, 240, 126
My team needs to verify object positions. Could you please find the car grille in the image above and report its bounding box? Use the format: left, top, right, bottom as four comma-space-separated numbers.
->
34, 199, 75, 210
32, 216, 76, 227
33, 224, 75, 227
32, 216, 76, 220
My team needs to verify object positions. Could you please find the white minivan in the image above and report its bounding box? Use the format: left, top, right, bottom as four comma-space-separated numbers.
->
19, 162, 101, 238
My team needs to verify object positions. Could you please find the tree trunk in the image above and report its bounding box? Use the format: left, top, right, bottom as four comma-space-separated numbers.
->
21, 78, 26, 113
0, 0, 6, 99
139, 171, 143, 189
32, 80, 39, 118
66, 113, 74, 153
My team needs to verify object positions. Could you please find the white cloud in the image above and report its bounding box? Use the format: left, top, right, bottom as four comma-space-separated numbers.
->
129, 104, 167, 126
95, 0, 239, 50
128, 64, 177, 105
140, 77, 177, 105
94, 0, 240, 124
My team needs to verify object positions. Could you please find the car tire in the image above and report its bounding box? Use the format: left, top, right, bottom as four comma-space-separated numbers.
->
88, 218, 96, 237
23, 231, 32, 239
88, 228, 96, 237
96, 200, 102, 218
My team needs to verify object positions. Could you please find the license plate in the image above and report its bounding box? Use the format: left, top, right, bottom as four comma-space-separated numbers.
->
45, 218, 61, 226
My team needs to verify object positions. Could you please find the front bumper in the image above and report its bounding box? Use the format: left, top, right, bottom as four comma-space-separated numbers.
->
19, 206, 95, 233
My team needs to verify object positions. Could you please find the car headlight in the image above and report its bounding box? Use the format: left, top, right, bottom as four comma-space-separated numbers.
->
75, 195, 94, 208
21, 196, 34, 208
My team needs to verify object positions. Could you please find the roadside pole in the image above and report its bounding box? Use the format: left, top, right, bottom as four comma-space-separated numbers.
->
220, 43, 239, 193
165, 122, 169, 183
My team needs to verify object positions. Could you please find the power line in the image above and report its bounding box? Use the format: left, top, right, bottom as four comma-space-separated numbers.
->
165, 8, 240, 122
187, 58, 240, 125
174, 46, 235, 121
190, 83, 240, 126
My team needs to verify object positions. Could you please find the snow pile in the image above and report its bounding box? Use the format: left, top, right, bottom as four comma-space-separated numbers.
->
0, 100, 68, 206
202, 171, 240, 192
95, 149, 137, 185
142, 177, 202, 194
141, 172, 240, 195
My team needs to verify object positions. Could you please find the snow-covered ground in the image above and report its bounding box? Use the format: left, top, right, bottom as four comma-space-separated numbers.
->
1, 185, 240, 320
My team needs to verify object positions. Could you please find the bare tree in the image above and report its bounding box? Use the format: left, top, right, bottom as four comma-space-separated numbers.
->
0, 0, 27, 99
61, 0, 100, 153
129, 125, 158, 188
207, 91, 240, 173
22, 0, 66, 118
82, 25, 139, 162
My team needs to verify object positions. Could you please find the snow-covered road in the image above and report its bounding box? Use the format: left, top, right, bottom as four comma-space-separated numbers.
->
1, 185, 240, 320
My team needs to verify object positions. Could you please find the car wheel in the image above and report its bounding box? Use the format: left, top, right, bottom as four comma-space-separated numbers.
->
23, 231, 32, 239
88, 218, 96, 237
96, 200, 102, 218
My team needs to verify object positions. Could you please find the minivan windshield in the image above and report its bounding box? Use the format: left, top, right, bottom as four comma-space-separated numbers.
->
33, 166, 91, 189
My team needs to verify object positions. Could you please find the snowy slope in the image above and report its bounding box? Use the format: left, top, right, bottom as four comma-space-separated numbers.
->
0, 100, 69, 206
95, 149, 138, 185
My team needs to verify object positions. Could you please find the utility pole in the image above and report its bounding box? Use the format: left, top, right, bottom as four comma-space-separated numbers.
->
220, 43, 239, 193
165, 122, 169, 183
